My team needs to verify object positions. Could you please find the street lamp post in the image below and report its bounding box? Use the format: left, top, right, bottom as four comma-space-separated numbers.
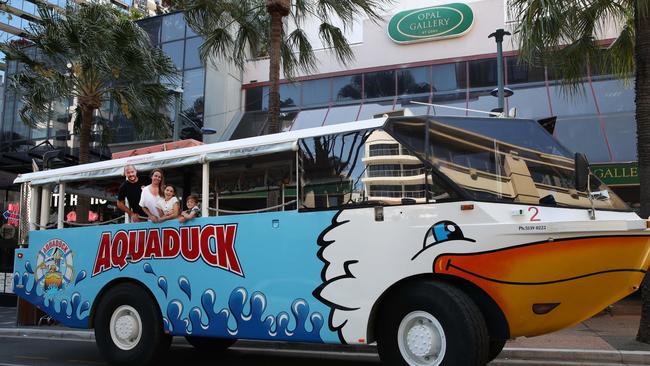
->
489, 28, 511, 113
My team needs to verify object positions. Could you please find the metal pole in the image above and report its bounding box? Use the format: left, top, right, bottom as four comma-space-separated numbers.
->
29, 185, 39, 232
173, 93, 182, 141
202, 161, 209, 217
489, 29, 511, 112
58, 183, 66, 229
40, 185, 50, 230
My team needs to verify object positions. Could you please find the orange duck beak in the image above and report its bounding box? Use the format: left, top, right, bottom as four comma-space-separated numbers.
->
434, 236, 650, 337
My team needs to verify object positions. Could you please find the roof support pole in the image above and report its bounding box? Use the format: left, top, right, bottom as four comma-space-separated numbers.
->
202, 161, 209, 217
29, 186, 39, 232
58, 183, 66, 229
40, 185, 51, 230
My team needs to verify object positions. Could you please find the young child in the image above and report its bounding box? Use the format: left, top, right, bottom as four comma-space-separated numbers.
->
179, 195, 201, 223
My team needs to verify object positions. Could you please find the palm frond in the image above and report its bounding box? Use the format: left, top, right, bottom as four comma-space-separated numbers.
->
509, 0, 632, 95
318, 22, 354, 65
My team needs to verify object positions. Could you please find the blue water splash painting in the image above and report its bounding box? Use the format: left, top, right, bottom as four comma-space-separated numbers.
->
178, 276, 191, 300
13, 269, 91, 328
166, 286, 324, 342
143, 262, 156, 276
158, 277, 168, 297
25, 261, 34, 274
74, 271, 87, 286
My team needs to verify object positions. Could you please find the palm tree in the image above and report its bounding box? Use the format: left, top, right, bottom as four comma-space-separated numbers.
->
177, 0, 390, 134
1, 1, 178, 222
508, 0, 650, 342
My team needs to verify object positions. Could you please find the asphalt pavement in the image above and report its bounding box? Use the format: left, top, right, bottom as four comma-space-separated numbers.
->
1, 296, 650, 365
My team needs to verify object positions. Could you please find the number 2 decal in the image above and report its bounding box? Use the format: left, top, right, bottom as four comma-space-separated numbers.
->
529, 207, 541, 222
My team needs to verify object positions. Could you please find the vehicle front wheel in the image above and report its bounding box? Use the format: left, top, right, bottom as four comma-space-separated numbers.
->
377, 281, 489, 366
94, 283, 170, 366
488, 338, 507, 362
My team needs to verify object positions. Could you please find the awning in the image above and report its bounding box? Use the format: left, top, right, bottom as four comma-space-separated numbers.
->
19, 141, 298, 186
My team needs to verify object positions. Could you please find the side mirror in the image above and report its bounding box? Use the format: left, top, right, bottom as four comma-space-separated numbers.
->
575, 153, 590, 192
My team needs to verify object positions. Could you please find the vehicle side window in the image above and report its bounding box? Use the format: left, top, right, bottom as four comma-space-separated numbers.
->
299, 129, 456, 210
210, 151, 296, 215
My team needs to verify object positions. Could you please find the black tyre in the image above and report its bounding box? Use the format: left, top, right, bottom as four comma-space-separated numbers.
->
487, 338, 506, 362
94, 283, 170, 366
377, 281, 489, 366
185, 336, 236, 352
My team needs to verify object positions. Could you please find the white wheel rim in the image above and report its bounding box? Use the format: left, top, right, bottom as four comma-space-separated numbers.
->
109, 305, 143, 351
397, 311, 446, 366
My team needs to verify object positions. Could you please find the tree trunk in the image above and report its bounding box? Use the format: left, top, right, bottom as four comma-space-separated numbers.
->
635, 0, 650, 343
75, 105, 94, 224
266, 1, 289, 134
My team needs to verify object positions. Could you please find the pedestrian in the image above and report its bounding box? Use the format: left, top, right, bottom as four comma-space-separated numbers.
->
116, 164, 147, 222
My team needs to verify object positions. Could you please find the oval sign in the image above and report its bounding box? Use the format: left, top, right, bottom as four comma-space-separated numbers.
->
388, 3, 474, 44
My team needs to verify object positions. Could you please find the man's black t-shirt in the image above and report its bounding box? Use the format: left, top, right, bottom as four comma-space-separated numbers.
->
117, 179, 147, 216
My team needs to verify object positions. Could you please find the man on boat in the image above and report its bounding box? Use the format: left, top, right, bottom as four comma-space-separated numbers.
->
117, 165, 148, 222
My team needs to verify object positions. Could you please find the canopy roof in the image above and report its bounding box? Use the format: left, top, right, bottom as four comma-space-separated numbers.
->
15, 117, 387, 186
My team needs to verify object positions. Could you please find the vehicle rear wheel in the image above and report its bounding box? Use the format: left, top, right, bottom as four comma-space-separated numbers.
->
185, 336, 236, 352
94, 283, 170, 366
377, 281, 489, 366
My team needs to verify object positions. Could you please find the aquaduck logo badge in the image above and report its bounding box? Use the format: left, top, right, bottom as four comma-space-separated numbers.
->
36, 239, 74, 294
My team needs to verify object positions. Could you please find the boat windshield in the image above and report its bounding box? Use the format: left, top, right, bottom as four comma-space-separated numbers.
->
385, 116, 629, 210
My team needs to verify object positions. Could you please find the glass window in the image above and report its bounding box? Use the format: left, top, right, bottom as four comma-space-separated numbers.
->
553, 115, 611, 162
181, 69, 205, 139
2, 92, 15, 134
186, 22, 198, 38
468, 59, 497, 89
428, 97, 468, 117
357, 100, 394, 120
279, 82, 301, 109
184, 37, 203, 69
7, 60, 17, 75
467, 90, 499, 117
299, 130, 373, 209
502, 84, 552, 120
182, 69, 205, 111
369, 143, 400, 157
507, 57, 546, 85
162, 40, 185, 70
398, 67, 430, 96
547, 84, 596, 117
161, 12, 186, 43
364, 70, 396, 99
302, 78, 331, 107
139, 17, 162, 45
291, 108, 328, 130
211, 151, 296, 215
368, 164, 402, 177
432, 62, 466, 92
591, 78, 635, 114
230, 111, 268, 140
245, 87, 264, 111
12, 98, 29, 141
323, 104, 361, 125
602, 112, 637, 162
387, 117, 626, 209
333, 75, 361, 102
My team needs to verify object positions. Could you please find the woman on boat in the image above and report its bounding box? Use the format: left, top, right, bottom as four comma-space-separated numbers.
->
139, 169, 164, 222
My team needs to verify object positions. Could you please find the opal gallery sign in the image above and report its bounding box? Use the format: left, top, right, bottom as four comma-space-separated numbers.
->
388, 3, 474, 44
